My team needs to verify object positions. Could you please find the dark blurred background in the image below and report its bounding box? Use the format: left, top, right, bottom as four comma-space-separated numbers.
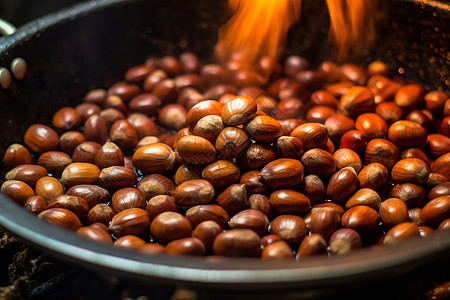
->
0, 0, 85, 27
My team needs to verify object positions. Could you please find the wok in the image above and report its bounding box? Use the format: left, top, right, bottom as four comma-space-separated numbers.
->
0, 0, 449, 297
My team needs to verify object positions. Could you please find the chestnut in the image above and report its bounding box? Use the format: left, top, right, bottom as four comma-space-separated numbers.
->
173, 179, 215, 207
77, 225, 113, 244
136, 174, 175, 200
94, 142, 124, 169
296, 234, 327, 259
259, 158, 304, 189
275, 97, 305, 120
269, 215, 308, 245
391, 158, 430, 185
364, 138, 400, 170
84, 88, 107, 106
201, 160, 240, 190
109, 119, 139, 153
174, 163, 203, 186
401, 148, 430, 167
75, 103, 101, 122
394, 84, 424, 112
332, 148, 362, 173
125, 64, 155, 83
165, 237, 206, 256
143, 69, 168, 92
5, 164, 48, 188
185, 204, 229, 229
111, 187, 146, 213
383, 222, 420, 245
216, 184, 247, 216
341, 205, 380, 235
278, 119, 304, 136
390, 183, 427, 208
431, 152, 450, 180
38, 151, 73, 177
308, 207, 341, 240
261, 240, 294, 260
192, 115, 224, 144
114, 235, 147, 249
83, 114, 109, 145
192, 220, 222, 253
67, 184, 110, 208
215, 126, 250, 159
35, 176, 65, 202
388, 120, 428, 149
228, 209, 269, 236
158, 103, 187, 131
243, 115, 283, 143
427, 133, 450, 157
357, 163, 389, 192
379, 198, 409, 229
269, 189, 311, 215
275, 136, 304, 159
107, 81, 140, 102
345, 188, 381, 211
72, 141, 101, 164
132, 143, 176, 174
145, 195, 177, 221
325, 114, 355, 143
87, 203, 115, 226
150, 211, 192, 245
129, 94, 161, 116
240, 170, 269, 195
3, 143, 33, 170
24, 195, 47, 214
104, 95, 127, 115
260, 234, 284, 247
290, 123, 328, 151
38, 208, 82, 231
428, 182, 450, 200
248, 194, 272, 217
185, 100, 223, 130
340, 86, 375, 118
301, 148, 336, 179
98, 166, 137, 190
326, 167, 358, 203
238, 142, 277, 171
61, 162, 100, 188
305, 105, 335, 124
421, 196, 450, 226
212, 229, 261, 257
176, 135, 217, 165
299, 174, 326, 204
24, 124, 59, 154
375, 101, 404, 125
329, 228, 362, 255
108, 208, 150, 238
340, 130, 367, 155
355, 113, 388, 140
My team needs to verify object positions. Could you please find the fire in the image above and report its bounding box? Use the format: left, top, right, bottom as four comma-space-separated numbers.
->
215, 0, 302, 65
216, 0, 375, 64
325, 0, 375, 60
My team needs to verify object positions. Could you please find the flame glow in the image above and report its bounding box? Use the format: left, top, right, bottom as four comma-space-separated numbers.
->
215, 0, 302, 64
216, 0, 375, 63
325, 0, 375, 60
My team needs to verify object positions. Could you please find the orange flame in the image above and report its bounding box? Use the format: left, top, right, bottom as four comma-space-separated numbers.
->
215, 0, 302, 64
216, 0, 375, 64
325, 0, 375, 60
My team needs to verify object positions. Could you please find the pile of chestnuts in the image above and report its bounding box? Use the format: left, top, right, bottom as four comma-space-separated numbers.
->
1, 52, 449, 259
